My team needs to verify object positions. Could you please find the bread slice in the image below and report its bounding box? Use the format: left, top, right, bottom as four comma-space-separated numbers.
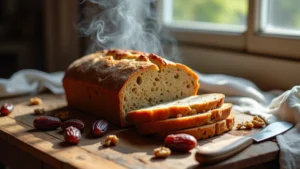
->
136, 103, 232, 135
126, 93, 225, 124
63, 49, 199, 127
159, 114, 235, 140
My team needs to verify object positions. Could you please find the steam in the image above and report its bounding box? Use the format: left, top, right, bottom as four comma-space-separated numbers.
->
79, 0, 180, 61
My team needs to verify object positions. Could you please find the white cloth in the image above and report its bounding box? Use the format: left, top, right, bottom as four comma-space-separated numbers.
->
196, 71, 300, 169
0, 69, 64, 97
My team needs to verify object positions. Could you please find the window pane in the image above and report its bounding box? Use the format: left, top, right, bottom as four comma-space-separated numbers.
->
171, 0, 248, 32
261, 0, 300, 35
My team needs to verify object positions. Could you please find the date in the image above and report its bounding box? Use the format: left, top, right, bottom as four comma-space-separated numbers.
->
0, 103, 14, 116
164, 134, 197, 152
92, 120, 109, 137
33, 116, 61, 130
61, 119, 85, 131
64, 126, 81, 144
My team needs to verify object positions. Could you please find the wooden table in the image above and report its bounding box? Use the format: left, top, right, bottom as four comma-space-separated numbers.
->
0, 93, 279, 169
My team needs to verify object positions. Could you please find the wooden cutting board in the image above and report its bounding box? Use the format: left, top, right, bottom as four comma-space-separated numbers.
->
0, 93, 279, 169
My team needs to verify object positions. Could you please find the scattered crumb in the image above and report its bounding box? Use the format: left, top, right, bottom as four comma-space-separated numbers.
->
153, 147, 171, 158
54, 111, 71, 121
104, 135, 119, 146
231, 130, 249, 136
30, 97, 43, 105
34, 108, 45, 115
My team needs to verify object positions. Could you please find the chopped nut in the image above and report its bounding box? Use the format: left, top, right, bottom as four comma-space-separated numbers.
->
253, 116, 263, 122
252, 116, 265, 128
34, 108, 45, 115
30, 97, 43, 105
153, 147, 171, 158
245, 121, 254, 129
252, 120, 264, 128
104, 135, 119, 146
54, 111, 71, 121
236, 123, 243, 130
236, 116, 265, 130
177, 114, 182, 118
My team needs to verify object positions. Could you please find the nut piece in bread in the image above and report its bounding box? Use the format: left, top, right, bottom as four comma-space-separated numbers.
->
63, 49, 199, 127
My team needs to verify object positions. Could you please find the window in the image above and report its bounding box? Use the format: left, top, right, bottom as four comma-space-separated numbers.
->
260, 0, 300, 36
167, 0, 248, 33
159, 0, 300, 59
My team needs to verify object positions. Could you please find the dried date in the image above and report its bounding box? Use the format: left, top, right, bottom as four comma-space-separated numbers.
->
64, 126, 81, 144
61, 119, 85, 131
33, 116, 61, 130
164, 134, 197, 152
0, 103, 14, 116
92, 120, 109, 137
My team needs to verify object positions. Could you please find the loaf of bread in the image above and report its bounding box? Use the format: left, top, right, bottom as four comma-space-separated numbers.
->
136, 103, 231, 135
159, 114, 235, 140
127, 93, 225, 124
63, 49, 200, 127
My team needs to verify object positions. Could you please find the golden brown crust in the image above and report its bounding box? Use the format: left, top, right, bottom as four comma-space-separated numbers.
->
136, 103, 232, 135
63, 50, 156, 91
63, 49, 200, 127
159, 114, 235, 140
126, 94, 225, 124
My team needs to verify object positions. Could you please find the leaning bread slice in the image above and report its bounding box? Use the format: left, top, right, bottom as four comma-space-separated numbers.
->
126, 93, 225, 124
159, 114, 235, 140
136, 103, 232, 135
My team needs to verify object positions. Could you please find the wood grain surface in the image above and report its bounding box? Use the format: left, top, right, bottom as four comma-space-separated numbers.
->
0, 93, 279, 169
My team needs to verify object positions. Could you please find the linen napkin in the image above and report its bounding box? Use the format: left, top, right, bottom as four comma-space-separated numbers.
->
0, 69, 64, 98
196, 71, 300, 169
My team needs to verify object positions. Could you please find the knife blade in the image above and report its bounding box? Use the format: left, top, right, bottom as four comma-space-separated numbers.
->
195, 121, 293, 164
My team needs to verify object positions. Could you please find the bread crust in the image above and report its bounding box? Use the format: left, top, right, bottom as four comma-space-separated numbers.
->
136, 103, 232, 135
159, 114, 235, 140
63, 49, 200, 127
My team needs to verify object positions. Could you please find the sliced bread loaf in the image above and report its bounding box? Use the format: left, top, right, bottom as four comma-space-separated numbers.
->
136, 103, 232, 135
159, 114, 235, 140
126, 93, 225, 124
63, 49, 199, 127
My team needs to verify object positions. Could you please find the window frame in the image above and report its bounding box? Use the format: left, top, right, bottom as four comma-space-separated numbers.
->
159, 0, 300, 60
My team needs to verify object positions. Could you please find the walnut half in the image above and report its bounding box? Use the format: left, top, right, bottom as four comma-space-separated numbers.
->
104, 135, 119, 146
30, 97, 43, 105
153, 147, 171, 158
